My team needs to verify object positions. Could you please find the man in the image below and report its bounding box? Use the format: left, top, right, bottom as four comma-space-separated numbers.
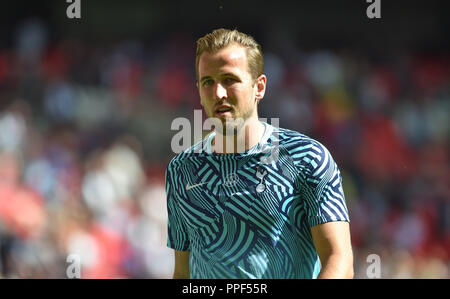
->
166, 28, 353, 279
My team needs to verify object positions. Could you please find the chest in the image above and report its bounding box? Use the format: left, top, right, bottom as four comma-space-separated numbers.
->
178, 156, 300, 230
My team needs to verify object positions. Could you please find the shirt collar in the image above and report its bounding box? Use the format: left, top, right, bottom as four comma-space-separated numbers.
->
203, 121, 273, 154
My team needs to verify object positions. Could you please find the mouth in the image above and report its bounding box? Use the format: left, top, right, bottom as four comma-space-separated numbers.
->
214, 105, 233, 117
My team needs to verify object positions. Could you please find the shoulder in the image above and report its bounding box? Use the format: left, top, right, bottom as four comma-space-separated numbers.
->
166, 138, 206, 173
274, 127, 335, 174
274, 127, 329, 157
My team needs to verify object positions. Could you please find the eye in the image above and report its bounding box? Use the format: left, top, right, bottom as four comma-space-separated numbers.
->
224, 77, 237, 85
202, 79, 214, 87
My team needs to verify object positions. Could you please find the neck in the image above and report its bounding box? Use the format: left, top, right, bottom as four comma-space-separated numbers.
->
212, 118, 265, 154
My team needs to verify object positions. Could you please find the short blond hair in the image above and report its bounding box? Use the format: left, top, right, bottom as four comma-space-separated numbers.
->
195, 28, 264, 82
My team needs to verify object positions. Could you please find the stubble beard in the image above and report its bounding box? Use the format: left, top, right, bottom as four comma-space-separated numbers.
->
217, 106, 255, 136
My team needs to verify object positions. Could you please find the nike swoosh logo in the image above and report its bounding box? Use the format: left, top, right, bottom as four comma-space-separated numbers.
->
186, 182, 207, 191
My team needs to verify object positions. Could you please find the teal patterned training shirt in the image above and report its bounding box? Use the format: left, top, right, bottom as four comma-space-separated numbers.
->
166, 122, 349, 278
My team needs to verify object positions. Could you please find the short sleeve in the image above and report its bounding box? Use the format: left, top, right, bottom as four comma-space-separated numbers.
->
166, 161, 191, 251
297, 142, 350, 227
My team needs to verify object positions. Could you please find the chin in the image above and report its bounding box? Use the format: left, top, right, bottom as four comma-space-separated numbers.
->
222, 118, 246, 135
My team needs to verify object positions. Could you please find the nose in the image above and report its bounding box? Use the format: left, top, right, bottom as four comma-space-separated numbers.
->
214, 83, 227, 101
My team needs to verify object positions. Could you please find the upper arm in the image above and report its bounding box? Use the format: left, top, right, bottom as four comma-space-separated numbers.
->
166, 162, 191, 278
173, 250, 190, 279
166, 161, 191, 251
311, 221, 353, 277
294, 140, 352, 277
296, 140, 350, 227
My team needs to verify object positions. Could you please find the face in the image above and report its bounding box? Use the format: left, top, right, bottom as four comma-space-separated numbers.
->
197, 44, 266, 135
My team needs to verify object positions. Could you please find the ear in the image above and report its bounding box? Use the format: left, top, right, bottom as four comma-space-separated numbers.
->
254, 74, 267, 102
197, 81, 204, 107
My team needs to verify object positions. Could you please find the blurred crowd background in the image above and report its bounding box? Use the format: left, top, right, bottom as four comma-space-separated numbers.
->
0, 1, 448, 278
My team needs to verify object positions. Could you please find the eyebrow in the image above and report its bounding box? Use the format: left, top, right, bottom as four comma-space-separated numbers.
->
200, 73, 239, 83
199, 76, 213, 83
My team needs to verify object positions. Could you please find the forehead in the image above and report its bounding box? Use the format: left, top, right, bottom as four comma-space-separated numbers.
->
198, 44, 249, 78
